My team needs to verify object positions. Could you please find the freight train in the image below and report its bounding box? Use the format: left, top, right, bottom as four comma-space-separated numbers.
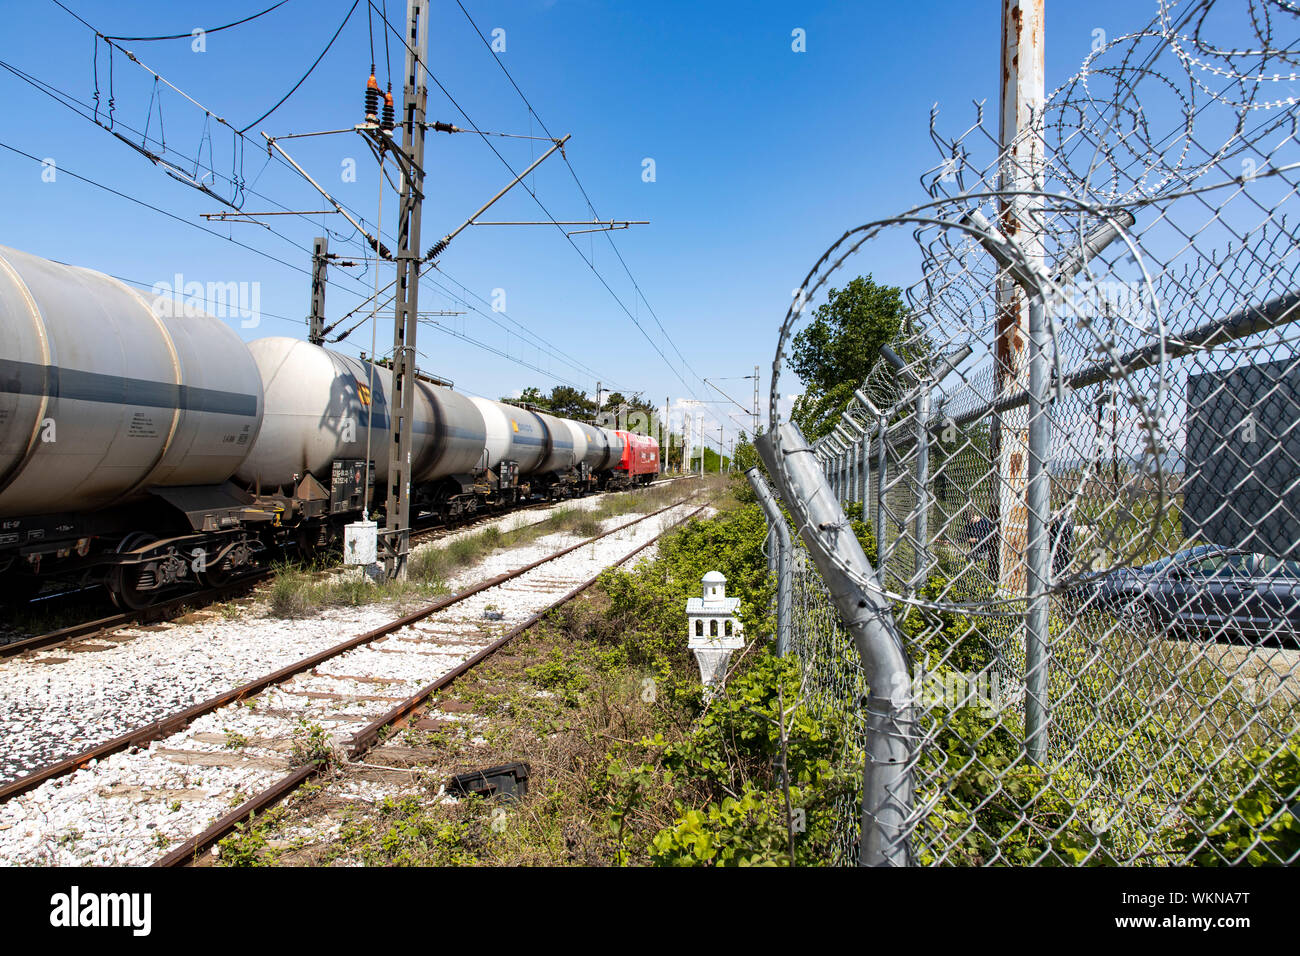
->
0, 244, 660, 609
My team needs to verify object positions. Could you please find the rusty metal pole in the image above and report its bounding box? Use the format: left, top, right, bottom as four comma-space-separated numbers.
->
994, 0, 1045, 598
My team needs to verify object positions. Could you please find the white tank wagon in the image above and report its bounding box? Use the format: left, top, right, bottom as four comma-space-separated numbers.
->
535, 410, 577, 474
237, 338, 487, 492
467, 398, 605, 496
0, 245, 269, 607
469, 396, 543, 475
0, 244, 660, 610
0, 245, 263, 515
558, 420, 629, 490
572, 421, 619, 472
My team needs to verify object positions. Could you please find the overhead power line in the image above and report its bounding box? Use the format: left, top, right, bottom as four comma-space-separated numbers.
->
452, 1, 711, 394
239, 0, 360, 134
444, 0, 727, 433
0, 138, 308, 277
373, 4, 716, 424
103, 1, 296, 41
29, 0, 640, 401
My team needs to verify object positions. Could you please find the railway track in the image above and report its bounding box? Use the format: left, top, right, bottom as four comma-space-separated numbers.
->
0, 480, 688, 661
0, 573, 273, 660
0, 493, 709, 866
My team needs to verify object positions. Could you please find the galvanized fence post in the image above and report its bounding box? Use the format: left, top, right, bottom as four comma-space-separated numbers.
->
842, 439, 852, 504
746, 467, 793, 657
876, 419, 888, 564
1024, 293, 1052, 763
842, 442, 852, 502
853, 438, 861, 506
845, 437, 854, 504
859, 429, 870, 508
913, 385, 931, 595
757, 425, 914, 866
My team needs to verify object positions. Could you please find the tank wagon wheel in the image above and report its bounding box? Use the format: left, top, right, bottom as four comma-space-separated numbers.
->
199, 554, 236, 589
293, 524, 331, 564
107, 532, 164, 611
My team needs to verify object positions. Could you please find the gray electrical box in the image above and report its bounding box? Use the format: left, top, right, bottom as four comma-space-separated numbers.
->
1184, 356, 1300, 557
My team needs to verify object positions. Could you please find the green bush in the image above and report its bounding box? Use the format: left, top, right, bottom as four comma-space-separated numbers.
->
646, 652, 856, 866
1174, 739, 1300, 865
596, 499, 773, 670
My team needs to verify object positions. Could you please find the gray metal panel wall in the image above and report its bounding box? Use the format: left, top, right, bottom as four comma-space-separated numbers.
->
1184, 355, 1300, 557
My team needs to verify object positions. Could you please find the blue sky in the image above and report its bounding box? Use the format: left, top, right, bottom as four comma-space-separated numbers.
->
0, 0, 1158, 451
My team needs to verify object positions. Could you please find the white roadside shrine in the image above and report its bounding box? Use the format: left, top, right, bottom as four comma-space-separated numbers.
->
687, 571, 745, 697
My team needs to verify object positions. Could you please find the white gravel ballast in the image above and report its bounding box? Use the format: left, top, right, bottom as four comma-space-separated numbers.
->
0, 489, 656, 787
0, 499, 699, 866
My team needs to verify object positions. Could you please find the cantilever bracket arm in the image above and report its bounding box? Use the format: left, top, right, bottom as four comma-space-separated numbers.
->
424, 134, 572, 261
356, 122, 427, 186
264, 133, 392, 260
853, 389, 884, 419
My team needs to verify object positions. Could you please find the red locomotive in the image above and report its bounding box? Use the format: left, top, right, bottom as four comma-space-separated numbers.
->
615, 430, 660, 485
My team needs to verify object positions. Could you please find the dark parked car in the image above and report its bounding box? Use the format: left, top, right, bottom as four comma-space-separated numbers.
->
1090, 544, 1300, 645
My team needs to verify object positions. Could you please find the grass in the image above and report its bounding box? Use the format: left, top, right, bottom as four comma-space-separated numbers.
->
214, 475, 734, 867
265, 561, 435, 618
265, 479, 707, 619
284, 617, 690, 867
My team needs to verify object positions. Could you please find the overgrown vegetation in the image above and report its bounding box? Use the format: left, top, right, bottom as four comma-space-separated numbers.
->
266, 481, 692, 618
271, 479, 858, 866
287, 719, 335, 770
233, 472, 1295, 867
1174, 739, 1300, 865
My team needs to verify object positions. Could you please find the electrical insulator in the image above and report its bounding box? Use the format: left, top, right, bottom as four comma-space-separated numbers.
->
382, 86, 395, 131
365, 71, 379, 122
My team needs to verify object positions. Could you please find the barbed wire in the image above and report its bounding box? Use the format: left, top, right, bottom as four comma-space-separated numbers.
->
762, 0, 1300, 866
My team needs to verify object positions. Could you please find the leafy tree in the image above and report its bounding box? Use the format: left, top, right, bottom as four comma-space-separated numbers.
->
602, 391, 655, 416
732, 430, 761, 474
508, 386, 549, 408
503, 385, 599, 419
664, 431, 685, 471
788, 275, 921, 440
546, 385, 596, 419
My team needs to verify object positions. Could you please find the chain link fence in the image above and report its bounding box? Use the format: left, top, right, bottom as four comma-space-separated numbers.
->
757, 1, 1300, 865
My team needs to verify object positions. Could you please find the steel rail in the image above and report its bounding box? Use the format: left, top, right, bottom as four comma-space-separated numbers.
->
156, 499, 710, 866
0, 483, 684, 660
0, 571, 273, 660
0, 490, 699, 804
